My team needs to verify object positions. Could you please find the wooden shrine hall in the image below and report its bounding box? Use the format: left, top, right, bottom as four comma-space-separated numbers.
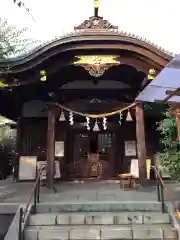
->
0, 3, 173, 188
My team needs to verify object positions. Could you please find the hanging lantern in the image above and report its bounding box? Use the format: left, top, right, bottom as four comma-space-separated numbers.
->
69, 112, 74, 125
126, 110, 133, 121
86, 117, 90, 130
0, 78, 8, 88
147, 69, 156, 81
103, 117, 107, 130
59, 110, 66, 121
40, 70, 47, 81
93, 120, 100, 132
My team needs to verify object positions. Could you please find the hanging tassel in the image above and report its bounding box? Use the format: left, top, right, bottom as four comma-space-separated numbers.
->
93, 120, 100, 132
59, 110, 66, 121
40, 70, 47, 81
69, 112, 74, 125
103, 117, 107, 130
126, 110, 133, 121
119, 112, 123, 125
86, 117, 90, 130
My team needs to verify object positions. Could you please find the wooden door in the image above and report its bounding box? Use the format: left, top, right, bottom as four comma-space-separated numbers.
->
71, 133, 89, 178
67, 131, 115, 178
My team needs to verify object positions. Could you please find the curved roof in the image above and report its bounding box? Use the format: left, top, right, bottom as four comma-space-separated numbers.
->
0, 28, 174, 61
0, 16, 173, 73
2, 25, 175, 60
0, 29, 172, 74
0, 0, 179, 62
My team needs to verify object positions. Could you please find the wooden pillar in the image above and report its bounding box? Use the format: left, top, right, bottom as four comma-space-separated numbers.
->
15, 118, 21, 181
46, 107, 56, 189
136, 103, 147, 182
175, 109, 180, 142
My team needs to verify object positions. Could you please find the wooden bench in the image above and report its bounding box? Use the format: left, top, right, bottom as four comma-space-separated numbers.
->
119, 173, 137, 189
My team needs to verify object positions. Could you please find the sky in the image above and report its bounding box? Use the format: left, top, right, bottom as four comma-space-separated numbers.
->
1, 0, 180, 54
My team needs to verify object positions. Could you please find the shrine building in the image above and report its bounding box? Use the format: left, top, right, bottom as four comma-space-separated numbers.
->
0, 5, 173, 188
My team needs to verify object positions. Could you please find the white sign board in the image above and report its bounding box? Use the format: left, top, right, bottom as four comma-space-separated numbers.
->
130, 159, 139, 178
37, 161, 61, 180
19, 156, 37, 180
55, 141, 64, 157
125, 141, 136, 156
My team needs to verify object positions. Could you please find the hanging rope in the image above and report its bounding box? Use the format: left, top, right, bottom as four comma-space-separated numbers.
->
56, 102, 137, 119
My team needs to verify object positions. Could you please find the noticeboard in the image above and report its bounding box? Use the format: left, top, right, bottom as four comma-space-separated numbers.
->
37, 161, 61, 180
19, 156, 37, 180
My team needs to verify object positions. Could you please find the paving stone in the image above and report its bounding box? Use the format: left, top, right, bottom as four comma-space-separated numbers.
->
143, 213, 170, 224
38, 229, 69, 240
57, 214, 70, 225
101, 227, 132, 239
120, 202, 162, 212
70, 214, 85, 224
29, 214, 56, 226
85, 215, 95, 224
86, 215, 114, 225
70, 228, 100, 240
116, 213, 143, 224
0, 203, 19, 214
36, 202, 162, 213
24, 229, 38, 240
163, 228, 178, 239
133, 228, 163, 239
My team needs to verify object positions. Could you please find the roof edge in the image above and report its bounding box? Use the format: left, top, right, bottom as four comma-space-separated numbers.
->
0, 28, 175, 63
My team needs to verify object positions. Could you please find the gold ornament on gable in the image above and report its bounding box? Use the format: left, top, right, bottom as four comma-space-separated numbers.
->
74, 55, 120, 78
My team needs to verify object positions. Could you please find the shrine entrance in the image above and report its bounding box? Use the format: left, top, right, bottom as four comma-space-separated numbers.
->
66, 131, 115, 179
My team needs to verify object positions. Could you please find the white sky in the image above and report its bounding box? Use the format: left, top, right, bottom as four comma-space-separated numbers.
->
1, 0, 180, 54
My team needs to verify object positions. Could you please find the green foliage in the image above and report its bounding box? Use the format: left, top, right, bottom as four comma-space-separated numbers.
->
0, 18, 38, 59
156, 112, 180, 180
0, 121, 16, 178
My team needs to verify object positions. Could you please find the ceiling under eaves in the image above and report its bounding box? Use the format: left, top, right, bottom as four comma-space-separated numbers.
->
1, 0, 180, 57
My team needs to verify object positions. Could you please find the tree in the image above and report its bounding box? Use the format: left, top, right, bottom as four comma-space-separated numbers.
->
0, 18, 38, 59
0, 117, 16, 179
156, 111, 180, 180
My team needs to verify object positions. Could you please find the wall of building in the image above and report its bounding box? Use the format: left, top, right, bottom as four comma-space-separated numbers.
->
16, 100, 160, 179
16, 116, 159, 179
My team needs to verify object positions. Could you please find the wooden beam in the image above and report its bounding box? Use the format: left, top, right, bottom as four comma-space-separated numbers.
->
15, 118, 21, 181
46, 106, 56, 189
168, 106, 180, 142
136, 103, 147, 183
176, 112, 180, 142
166, 89, 180, 96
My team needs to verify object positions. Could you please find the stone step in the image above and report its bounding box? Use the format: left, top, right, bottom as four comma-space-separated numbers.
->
36, 201, 164, 213
29, 212, 171, 226
25, 225, 177, 240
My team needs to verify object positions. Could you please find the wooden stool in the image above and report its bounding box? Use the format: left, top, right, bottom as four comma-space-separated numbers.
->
119, 173, 136, 189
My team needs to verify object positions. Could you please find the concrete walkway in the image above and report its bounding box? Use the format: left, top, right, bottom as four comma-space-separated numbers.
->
0, 177, 179, 204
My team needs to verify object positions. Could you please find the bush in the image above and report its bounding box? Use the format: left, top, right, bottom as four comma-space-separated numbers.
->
156, 112, 180, 180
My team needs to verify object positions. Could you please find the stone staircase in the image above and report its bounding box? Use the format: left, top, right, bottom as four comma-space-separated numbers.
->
25, 202, 178, 240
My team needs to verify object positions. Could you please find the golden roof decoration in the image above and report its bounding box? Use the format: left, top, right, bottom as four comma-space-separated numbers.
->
74, 55, 120, 78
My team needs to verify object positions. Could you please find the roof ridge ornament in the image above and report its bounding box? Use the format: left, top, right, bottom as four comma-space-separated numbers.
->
74, 16, 118, 30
